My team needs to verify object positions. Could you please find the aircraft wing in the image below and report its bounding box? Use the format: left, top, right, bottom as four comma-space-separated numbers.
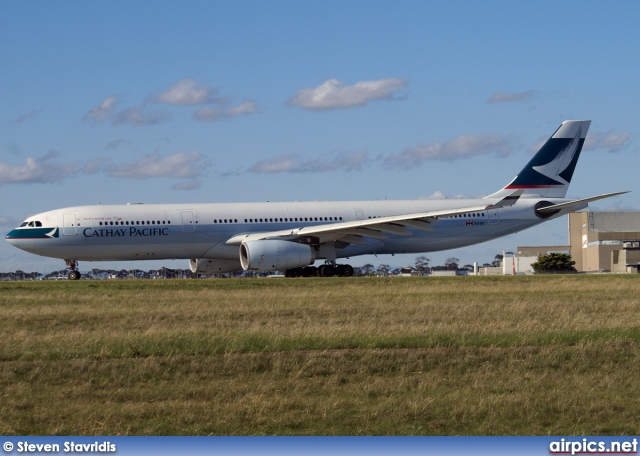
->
536, 191, 629, 213
226, 190, 524, 247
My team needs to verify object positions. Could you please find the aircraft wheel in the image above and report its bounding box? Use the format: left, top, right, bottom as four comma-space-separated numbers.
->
68, 270, 81, 280
318, 264, 335, 277
342, 264, 354, 277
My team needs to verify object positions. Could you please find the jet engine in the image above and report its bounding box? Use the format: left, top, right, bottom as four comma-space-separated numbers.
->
534, 201, 561, 219
240, 240, 316, 272
189, 258, 243, 274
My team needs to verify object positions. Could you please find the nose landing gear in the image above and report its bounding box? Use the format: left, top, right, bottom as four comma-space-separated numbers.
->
65, 259, 82, 280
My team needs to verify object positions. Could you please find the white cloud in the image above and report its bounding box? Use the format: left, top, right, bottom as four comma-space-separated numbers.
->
227, 100, 260, 116
106, 152, 207, 179
385, 135, 515, 169
420, 191, 447, 200
83, 80, 256, 127
248, 154, 299, 174
83, 157, 112, 174
113, 107, 170, 127
193, 100, 260, 122
0, 149, 211, 187
529, 129, 632, 154
192, 107, 223, 122
248, 150, 370, 174
83, 96, 117, 123
486, 90, 536, 104
288, 78, 409, 111
584, 130, 631, 152
156, 79, 224, 105
0, 151, 81, 185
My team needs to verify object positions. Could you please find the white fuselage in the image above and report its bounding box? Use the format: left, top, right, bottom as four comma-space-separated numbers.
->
6, 197, 570, 264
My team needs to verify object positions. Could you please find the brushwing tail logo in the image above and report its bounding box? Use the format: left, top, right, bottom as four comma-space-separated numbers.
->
531, 125, 582, 186
46, 228, 59, 238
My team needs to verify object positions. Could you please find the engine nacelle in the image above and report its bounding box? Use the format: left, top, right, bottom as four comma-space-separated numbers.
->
534, 200, 561, 219
240, 240, 316, 272
189, 258, 243, 274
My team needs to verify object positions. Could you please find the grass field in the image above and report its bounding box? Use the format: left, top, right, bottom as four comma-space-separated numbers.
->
1, 275, 639, 435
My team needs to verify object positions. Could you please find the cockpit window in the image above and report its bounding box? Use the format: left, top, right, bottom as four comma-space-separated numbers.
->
21, 221, 42, 228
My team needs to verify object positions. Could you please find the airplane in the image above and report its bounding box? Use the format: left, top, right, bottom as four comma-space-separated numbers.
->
5, 120, 628, 280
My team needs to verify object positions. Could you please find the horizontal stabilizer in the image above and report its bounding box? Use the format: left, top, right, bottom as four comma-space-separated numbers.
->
536, 191, 630, 212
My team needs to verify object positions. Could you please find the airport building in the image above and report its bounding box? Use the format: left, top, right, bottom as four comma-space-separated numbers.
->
568, 211, 640, 273
513, 212, 640, 274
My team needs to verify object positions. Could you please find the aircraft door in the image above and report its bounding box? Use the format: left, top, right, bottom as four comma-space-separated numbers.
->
63, 212, 77, 235
488, 209, 499, 225
181, 211, 195, 232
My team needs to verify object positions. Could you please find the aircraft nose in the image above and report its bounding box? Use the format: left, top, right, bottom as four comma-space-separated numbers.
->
5, 230, 22, 251
5, 229, 19, 241
5, 228, 35, 253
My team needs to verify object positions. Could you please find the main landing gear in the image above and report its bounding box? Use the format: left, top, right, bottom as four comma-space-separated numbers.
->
284, 263, 355, 278
65, 259, 82, 281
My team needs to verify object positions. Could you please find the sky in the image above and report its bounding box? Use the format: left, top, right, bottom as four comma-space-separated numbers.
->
1, 0, 639, 273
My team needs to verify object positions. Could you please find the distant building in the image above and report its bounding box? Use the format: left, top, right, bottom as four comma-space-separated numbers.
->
511, 246, 571, 275
569, 212, 640, 273
516, 246, 570, 257
509, 212, 640, 274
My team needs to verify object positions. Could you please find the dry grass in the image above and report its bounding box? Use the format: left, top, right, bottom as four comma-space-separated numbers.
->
1, 275, 639, 435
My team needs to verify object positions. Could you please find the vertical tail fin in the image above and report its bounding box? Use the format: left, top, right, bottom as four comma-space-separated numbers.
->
487, 120, 591, 199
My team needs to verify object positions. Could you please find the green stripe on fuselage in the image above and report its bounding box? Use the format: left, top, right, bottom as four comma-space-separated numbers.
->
5, 227, 59, 239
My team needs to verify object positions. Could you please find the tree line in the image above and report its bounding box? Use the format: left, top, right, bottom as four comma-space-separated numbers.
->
0, 254, 514, 281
